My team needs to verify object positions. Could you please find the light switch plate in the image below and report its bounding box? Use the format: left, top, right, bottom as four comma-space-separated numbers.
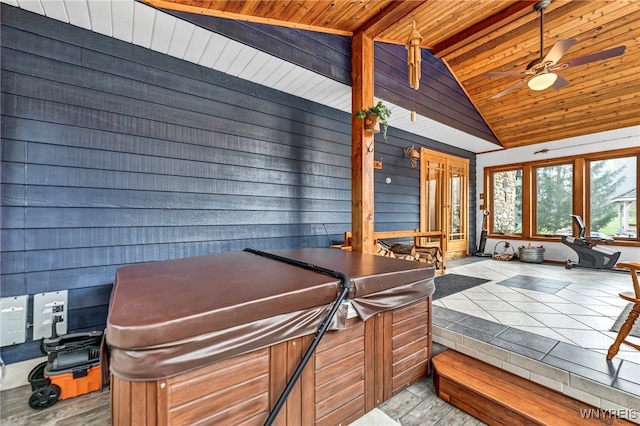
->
33, 291, 68, 340
1, 295, 28, 347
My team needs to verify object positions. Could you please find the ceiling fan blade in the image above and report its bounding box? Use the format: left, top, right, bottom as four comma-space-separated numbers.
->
556, 45, 626, 69
484, 70, 532, 77
542, 39, 577, 64
491, 79, 527, 99
551, 75, 570, 90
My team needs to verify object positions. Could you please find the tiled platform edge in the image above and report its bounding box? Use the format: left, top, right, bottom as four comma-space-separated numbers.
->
433, 306, 640, 425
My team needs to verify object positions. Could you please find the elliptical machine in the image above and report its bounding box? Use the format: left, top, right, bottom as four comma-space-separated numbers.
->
563, 214, 620, 269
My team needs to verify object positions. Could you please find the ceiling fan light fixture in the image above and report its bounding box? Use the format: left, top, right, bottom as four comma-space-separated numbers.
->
528, 72, 557, 91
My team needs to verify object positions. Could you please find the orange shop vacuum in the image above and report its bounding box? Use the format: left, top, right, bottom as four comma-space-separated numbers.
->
27, 314, 103, 409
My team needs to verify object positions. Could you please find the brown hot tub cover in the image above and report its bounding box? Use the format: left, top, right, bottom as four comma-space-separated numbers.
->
106, 248, 434, 380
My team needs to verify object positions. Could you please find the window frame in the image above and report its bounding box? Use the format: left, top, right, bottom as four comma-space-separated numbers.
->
488, 166, 524, 236
531, 160, 574, 238
484, 148, 640, 245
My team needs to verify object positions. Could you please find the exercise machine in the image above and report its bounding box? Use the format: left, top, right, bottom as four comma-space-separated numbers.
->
562, 215, 620, 269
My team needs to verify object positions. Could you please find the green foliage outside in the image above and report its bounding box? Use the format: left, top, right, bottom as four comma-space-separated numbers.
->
536, 164, 573, 234
494, 160, 631, 237
589, 160, 627, 232
535, 161, 627, 235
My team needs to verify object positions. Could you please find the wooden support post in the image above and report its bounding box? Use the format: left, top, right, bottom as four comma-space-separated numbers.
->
351, 32, 375, 254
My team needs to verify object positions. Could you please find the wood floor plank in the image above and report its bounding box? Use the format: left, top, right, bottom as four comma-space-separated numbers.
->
0, 385, 109, 426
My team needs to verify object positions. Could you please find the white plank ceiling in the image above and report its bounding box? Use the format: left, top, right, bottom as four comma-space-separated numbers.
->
2, 0, 503, 153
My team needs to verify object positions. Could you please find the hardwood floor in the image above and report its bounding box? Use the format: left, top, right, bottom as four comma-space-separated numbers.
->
0, 344, 481, 426
1, 376, 481, 426
0, 383, 110, 426
378, 373, 486, 426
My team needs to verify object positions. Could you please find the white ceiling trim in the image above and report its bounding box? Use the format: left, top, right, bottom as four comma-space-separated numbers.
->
5, 0, 501, 153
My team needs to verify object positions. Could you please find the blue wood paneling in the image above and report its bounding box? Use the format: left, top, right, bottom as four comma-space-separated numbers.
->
374, 125, 477, 241
169, 10, 352, 86
0, 5, 477, 364
374, 43, 499, 144
169, 11, 498, 146
0, 6, 355, 363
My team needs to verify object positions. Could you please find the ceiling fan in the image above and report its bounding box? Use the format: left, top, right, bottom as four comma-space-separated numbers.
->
486, 0, 626, 99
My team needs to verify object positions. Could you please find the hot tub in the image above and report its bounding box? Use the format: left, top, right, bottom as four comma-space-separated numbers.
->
106, 248, 435, 425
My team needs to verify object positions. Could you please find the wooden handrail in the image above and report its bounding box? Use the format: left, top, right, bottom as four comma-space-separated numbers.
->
373, 229, 443, 239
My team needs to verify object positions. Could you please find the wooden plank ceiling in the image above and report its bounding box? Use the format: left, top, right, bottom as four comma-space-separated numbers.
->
143, 0, 640, 149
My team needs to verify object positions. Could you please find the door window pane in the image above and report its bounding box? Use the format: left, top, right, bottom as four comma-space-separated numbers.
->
590, 157, 637, 239
424, 160, 444, 232
535, 164, 573, 235
450, 170, 462, 239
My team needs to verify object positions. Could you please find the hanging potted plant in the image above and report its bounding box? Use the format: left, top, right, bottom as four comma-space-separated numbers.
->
355, 101, 392, 141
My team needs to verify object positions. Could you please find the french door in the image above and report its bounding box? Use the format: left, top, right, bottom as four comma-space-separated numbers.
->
419, 148, 469, 258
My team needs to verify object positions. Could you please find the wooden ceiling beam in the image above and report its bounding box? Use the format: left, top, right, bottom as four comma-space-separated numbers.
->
431, 0, 537, 58
353, 0, 425, 39
140, 0, 354, 36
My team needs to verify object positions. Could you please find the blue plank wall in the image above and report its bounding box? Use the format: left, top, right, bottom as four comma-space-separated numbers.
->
171, 10, 499, 145
0, 4, 476, 364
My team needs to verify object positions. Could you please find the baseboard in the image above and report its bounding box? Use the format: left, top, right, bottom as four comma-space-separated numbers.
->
0, 357, 47, 391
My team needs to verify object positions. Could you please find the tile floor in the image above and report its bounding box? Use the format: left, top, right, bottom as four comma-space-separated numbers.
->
435, 257, 640, 365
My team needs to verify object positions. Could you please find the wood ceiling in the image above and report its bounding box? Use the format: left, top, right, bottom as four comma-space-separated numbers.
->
143, 0, 640, 149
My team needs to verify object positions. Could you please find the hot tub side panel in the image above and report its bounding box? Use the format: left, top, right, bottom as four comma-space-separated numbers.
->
390, 297, 432, 395
110, 298, 431, 426
313, 318, 366, 425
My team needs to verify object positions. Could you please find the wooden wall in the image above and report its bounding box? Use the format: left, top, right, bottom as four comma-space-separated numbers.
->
0, 5, 475, 364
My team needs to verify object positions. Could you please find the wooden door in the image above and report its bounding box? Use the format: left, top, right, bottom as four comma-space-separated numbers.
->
420, 148, 469, 258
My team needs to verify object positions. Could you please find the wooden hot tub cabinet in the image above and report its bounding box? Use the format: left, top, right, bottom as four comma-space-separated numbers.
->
107, 248, 434, 425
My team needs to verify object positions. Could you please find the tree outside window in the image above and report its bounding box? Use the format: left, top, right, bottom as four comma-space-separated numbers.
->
485, 149, 639, 242
535, 164, 572, 235
590, 157, 636, 238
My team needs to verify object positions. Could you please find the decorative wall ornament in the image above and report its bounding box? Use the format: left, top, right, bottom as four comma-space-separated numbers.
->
403, 145, 420, 168
406, 21, 422, 90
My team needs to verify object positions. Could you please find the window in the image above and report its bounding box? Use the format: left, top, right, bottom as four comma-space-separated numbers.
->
485, 148, 639, 243
534, 164, 572, 236
491, 169, 522, 234
589, 157, 637, 239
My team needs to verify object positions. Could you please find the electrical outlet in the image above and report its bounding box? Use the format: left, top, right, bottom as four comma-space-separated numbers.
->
33, 291, 68, 340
